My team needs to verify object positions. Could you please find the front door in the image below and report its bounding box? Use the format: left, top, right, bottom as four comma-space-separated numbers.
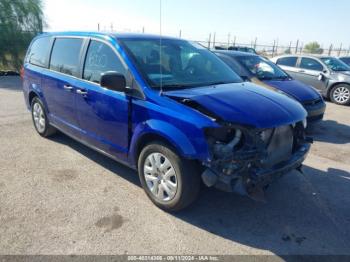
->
296, 57, 327, 92
75, 39, 130, 161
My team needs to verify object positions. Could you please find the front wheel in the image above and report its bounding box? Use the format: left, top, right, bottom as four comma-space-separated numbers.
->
138, 142, 200, 212
330, 84, 350, 105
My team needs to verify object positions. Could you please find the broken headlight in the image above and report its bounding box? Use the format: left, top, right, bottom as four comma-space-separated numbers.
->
205, 126, 244, 158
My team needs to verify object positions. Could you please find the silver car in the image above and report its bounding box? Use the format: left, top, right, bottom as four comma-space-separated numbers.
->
271, 55, 350, 105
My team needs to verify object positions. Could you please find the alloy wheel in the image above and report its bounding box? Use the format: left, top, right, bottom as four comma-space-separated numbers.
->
333, 86, 350, 104
32, 102, 46, 133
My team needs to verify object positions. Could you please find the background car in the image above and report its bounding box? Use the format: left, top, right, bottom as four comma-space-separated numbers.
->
271, 55, 350, 105
215, 46, 257, 54
215, 51, 326, 122
339, 56, 350, 67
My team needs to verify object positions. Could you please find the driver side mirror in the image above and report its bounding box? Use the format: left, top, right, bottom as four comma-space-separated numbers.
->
100, 71, 127, 92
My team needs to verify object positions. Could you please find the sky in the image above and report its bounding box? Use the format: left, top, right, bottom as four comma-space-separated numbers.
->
43, 0, 350, 48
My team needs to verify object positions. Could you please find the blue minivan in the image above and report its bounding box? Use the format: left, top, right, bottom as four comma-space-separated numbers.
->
23, 32, 311, 211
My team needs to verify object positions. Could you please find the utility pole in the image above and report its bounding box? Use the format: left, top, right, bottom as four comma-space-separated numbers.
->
233, 36, 236, 47
142, 26, 145, 33
208, 33, 211, 49
328, 44, 333, 56
295, 39, 299, 54
213, 32, 216, 49
110, 23, 113, 32
97, 23, 100, 32
227, 33, 231, 49
254, 37, 257, 50
338, 43, 343, 56
179, 30, 182, 38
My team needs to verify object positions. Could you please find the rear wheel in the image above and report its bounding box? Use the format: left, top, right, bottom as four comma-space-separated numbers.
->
138, 142, 200, 212
31, 97, 57, 137
330, 84, 350, 105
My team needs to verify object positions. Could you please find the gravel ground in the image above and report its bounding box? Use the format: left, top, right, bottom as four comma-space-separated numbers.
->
0, 76, 350, 256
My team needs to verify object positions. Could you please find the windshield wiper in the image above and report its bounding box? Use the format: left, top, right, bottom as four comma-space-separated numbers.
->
207, 81, 238, 86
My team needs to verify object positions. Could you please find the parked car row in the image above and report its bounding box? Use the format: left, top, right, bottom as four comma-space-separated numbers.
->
23, 32, 312, 211
214, 51, 326, 122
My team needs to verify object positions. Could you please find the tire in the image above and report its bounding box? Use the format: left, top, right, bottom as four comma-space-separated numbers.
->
138, 141, 200, 212
31, 97, 57, 137
330, 84, 350, 105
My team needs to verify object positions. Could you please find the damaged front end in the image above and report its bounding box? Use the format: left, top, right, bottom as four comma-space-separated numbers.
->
202, 121, 312, 201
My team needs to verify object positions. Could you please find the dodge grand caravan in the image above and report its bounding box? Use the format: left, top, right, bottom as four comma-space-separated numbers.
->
23, 32, 311, 211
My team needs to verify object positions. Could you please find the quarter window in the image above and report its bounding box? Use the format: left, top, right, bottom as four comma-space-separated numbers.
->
83, 40, 126, 84
27, 37, 51, 67
299, 58, 323, 71
49, 38, 83, 77
276, 57, 297, 67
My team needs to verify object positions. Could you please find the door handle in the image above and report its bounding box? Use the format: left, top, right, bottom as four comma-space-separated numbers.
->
63, 84, 73, 91
298, 70, 305, 73
76, 89, 88, 95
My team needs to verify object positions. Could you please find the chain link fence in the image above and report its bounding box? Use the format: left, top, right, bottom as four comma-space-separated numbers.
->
195, 39, 350, 58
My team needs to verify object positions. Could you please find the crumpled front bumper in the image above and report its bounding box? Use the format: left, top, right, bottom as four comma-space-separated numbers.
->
201, 142, 311, 200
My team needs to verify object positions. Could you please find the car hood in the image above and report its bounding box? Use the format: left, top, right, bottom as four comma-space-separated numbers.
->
163, 82, 307, 128
262, 79, 321, 102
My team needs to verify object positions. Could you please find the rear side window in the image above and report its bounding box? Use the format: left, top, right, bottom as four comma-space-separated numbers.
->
83, 40, 126, 84
49, 38, 83, 77
27, 37, 51, 67
276, 57, 297, 67
300, 58, 323, 71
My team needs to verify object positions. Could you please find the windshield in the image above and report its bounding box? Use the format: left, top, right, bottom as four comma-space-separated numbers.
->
118, 38, 242, 89
235, 55, 290, 80
320, 57, 350, 72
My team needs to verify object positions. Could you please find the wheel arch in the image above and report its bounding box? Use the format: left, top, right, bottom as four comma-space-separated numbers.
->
28, 90, 39, 106
327, 82, 350, 98
129, 120, 205, 167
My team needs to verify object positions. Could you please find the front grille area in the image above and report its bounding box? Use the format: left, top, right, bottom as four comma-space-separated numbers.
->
261, 125, 294, 168
303, 98, 322, 107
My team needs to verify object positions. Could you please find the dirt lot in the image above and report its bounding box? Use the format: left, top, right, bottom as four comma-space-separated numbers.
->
0, 76, 350, 256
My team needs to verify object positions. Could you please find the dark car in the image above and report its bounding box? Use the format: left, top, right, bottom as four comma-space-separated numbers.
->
215, 51, 326, 122
339, 56, 350, 67
272, 55, 350, 105
22, 32, 311, 211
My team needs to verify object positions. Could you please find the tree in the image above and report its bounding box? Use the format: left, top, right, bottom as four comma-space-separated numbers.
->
0, 0, 45, 71
304, 41, 324, 54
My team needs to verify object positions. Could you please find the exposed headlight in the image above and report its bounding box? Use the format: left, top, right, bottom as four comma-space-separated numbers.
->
302, 118, 307, 129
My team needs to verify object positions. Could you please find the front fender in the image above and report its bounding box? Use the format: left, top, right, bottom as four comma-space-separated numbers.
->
128, 119, 210, 166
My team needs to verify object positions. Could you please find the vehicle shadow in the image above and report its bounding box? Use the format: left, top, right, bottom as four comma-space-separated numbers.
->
49, 132, 350, 255
48, 132, 141, 186
174, 165, 350, 255
308, 120, 350, 144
